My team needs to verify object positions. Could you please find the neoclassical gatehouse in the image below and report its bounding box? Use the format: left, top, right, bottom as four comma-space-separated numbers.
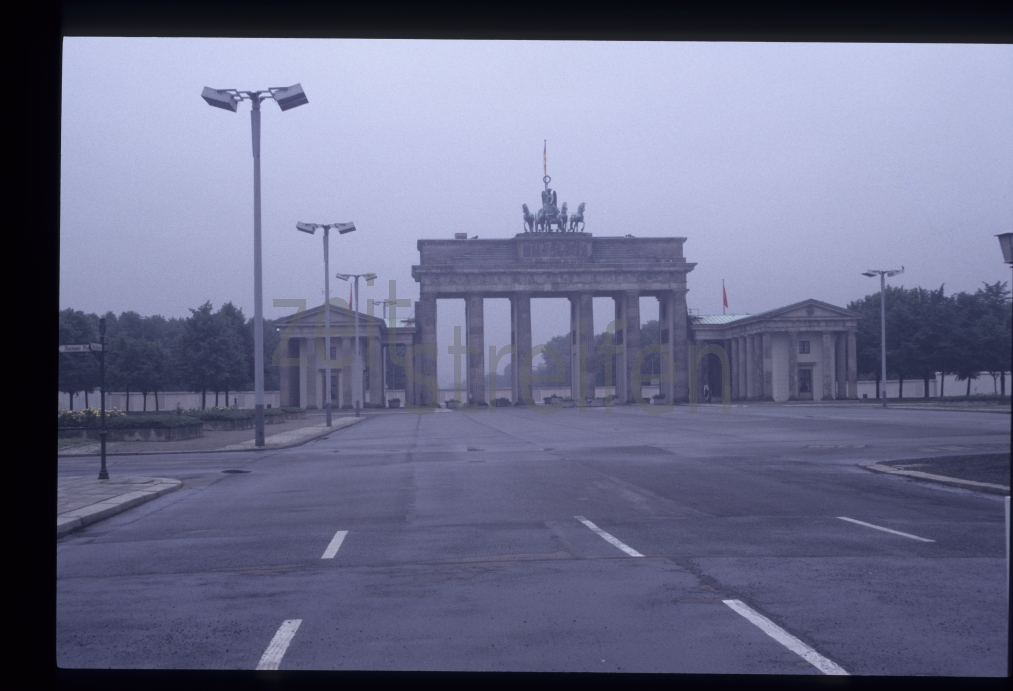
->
690, 300, 860, 402
272, 302, 414, 409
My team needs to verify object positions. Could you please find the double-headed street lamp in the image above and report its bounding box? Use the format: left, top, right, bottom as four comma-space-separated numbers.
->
296, 221, 356, 426
862, 266, 904, 407
202, 83, 308, 446
335, 272, 377, 417
998, 232, 1013, 268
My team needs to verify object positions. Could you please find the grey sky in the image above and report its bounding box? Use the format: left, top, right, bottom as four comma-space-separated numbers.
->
60, 39, 1013, 385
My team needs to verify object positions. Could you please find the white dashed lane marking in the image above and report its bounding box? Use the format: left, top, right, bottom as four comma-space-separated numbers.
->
575, 516, 645, 557
256, 619, 302, 670
321, 530, 348, 559
837, 516, 935, 543
723, 600, 849, 675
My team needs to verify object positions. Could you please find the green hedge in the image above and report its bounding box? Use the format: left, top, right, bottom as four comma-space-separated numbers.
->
280, 407, 304, 414
105, 414, 202, 428
189, 409, 255, 421
265, 407, 286, 417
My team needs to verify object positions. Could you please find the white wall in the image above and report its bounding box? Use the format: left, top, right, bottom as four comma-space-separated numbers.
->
59, 390, 282, 411
857, 373, 1011, 399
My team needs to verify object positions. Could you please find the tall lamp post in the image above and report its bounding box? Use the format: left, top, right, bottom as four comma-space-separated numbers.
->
862, 267, 904, 407
998, 232, 1013, 269
202, 83, 309, 446
335, 272, 377, 417
296, 221, 356, 426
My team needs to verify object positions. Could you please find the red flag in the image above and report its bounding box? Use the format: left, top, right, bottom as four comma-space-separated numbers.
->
349, 284, 354, 311
722, 280, 728, 309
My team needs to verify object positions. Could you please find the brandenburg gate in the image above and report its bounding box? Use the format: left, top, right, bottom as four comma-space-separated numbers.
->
406, 177, 696, 407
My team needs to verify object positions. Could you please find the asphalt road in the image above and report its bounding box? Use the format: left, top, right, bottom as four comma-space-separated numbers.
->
57, 404, 1010, 675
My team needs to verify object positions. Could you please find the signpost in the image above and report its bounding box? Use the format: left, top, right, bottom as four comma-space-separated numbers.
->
59, 320, 108, 478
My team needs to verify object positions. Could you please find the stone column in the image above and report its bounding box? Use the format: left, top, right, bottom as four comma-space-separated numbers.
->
762, 332, 773, 400
465, 294, 486, 404
369, 336, 383, 407
788, 330, 799, 400
280, 338, 300, 408
304, 336, 319, 409
672, 288, 690, 402
657, 293, 674, 403
835, 332, 847, 400
418, 294, 438, 407
624, 291, 641, 403
510, 292, 533, 404
847, 329, 858, 399
741, 334, 749, 399
745, 334, 755, 399
613, 296, 627, 403
570, 292, 595, 402
821, 332, 835, 400
733, 334, 741, 399
337, 339, 351, 408
298, 338, 309, 409
405, 322, 418, 406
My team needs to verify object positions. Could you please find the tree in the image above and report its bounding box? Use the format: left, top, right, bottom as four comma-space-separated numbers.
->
971, 281, 1011, 397
58, 309, 100, 409
107, 333, 147, 411
216, 302, 250, 407
176, 302, 230, 409
534, 333, 571, 387
133, 339, 166, 411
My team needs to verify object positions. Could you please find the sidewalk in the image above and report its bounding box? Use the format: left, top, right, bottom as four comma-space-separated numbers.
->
57, 416, 367, 537
861, 453, 1010, 496
58, 414, 365, 456
57, 476, 181, 537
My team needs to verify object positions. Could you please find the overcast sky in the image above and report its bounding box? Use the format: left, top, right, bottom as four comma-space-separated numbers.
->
60, 39, 1012, 384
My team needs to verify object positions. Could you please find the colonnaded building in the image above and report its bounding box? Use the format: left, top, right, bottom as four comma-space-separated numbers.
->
274, 178, 860, 408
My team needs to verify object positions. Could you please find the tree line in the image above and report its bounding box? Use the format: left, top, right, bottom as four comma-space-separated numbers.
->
58, 302, 281, 411
848, 281, 1011, 397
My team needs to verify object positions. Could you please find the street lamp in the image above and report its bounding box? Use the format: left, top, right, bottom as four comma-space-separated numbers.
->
862, 266, 904, 407
296, 221, 356, 426
998, 232, 1013, 266
334, 271, 377, 417
202, 84, 308, 446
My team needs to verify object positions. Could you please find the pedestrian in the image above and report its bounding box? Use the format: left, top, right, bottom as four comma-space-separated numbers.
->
703, 384, 711, 403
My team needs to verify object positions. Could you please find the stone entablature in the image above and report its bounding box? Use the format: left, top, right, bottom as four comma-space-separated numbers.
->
413, 234, 694, 298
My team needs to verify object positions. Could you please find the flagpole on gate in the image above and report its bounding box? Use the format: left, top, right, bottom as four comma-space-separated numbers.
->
722, 279, 727, 315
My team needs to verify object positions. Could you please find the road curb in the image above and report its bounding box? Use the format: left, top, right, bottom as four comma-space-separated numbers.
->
57, 416, 366, 458
57, 478, 182, 537
859, 461, 1010, 496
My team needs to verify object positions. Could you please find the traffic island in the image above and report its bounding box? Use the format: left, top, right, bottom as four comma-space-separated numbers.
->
861, 453, 1010, 495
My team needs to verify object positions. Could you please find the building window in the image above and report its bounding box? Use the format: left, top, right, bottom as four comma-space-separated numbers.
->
330, 346, 337, 359
799, 340, 810, 354
661, 329, 669, 345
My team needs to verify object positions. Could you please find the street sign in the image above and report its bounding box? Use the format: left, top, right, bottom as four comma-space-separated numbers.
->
59, 343, 102, 352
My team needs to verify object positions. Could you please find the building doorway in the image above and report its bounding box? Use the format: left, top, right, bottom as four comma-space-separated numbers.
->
798, 367, 813, 400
